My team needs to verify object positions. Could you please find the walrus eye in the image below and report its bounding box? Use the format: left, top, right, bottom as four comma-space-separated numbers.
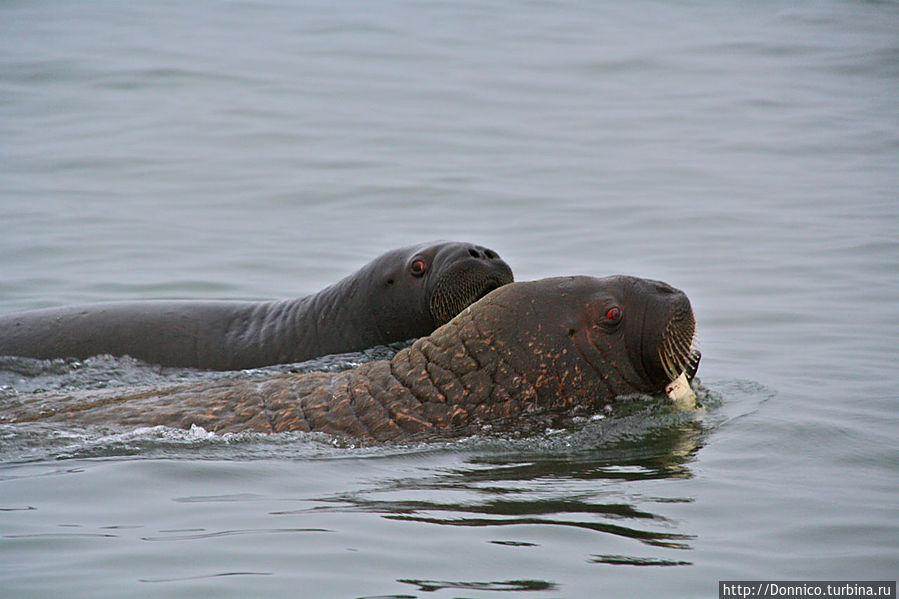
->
410, 259, 427, 277
605, 307, 621, 322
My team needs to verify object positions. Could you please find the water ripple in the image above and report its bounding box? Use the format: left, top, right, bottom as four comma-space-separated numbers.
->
139, 571, 272, 583
397, 578, 557, 593
141, 527, 332, 542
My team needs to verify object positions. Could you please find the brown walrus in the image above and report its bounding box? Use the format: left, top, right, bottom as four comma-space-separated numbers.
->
0, 241, 513, 370
3, 275, 701, 442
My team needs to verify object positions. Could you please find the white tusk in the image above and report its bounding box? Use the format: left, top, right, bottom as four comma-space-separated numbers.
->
665, 372, 697, 411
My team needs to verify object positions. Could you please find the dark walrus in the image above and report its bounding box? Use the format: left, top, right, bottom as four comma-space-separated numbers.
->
0, 241, 513, 370
4, 275, 701, 442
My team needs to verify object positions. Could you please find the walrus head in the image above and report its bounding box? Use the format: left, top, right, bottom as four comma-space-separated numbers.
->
367, 241, 514, 340
429, 275, 700, 416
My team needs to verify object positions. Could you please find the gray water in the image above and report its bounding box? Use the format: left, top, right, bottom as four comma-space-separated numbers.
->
1, 1, 897, 597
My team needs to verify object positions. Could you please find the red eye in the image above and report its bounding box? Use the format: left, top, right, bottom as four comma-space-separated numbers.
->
605, 307, 621, 322
410, 259, 426, 276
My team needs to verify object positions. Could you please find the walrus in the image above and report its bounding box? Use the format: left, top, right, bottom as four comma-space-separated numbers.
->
3, 275, 701, 442
0, 241, 513, 370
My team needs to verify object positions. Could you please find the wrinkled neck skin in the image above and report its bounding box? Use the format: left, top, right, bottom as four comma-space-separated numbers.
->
218, 251, 432, 369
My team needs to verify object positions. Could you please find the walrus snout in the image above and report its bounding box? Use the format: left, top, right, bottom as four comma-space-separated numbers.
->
428, 246, 513, 325
618, 276, 698, 391
656, 294, 698, 387
460, 244, 513, 299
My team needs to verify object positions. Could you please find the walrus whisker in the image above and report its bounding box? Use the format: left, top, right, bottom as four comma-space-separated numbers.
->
661, 347, 682, 382
685, 348, 701, 382
658, 312, 699, 385
429, 268, 512, 326
674, 339, 692, 370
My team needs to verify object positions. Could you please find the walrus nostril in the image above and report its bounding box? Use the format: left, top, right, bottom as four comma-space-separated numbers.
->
484, 249, 498, 259
468, 248, 480, 258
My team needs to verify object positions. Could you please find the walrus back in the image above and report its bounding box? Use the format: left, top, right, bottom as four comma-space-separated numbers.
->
0, 301, 257, 368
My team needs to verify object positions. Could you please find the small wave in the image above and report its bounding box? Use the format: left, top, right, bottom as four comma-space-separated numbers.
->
0, 342, 409, 399
0, 377, 754, 466
0, 422, 347, 463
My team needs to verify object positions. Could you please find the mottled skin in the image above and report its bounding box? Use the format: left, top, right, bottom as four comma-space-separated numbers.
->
0, 241, 513, 370
4, 276, 698, 442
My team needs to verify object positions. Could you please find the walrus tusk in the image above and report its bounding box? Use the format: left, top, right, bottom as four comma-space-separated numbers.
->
666, 372, 697, 411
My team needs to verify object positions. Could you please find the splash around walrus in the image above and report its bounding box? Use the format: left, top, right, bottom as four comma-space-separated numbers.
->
4, 275, 701, 442
0, 241, 513, 370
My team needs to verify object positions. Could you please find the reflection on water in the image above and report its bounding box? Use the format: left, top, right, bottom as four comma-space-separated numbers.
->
397, 578, 557, 593
140, 528, 332, 542
139, 572, 273, 584
302, 398, 712, 569
589, 554, 692, 567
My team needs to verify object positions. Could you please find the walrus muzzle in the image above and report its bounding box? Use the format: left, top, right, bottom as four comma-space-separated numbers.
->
429, 262, 512, 326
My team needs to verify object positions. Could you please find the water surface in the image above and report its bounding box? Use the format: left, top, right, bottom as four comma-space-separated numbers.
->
1, 1, 897, 597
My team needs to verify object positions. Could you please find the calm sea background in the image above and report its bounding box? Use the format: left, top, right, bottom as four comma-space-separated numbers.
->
1, 1, 897, 597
